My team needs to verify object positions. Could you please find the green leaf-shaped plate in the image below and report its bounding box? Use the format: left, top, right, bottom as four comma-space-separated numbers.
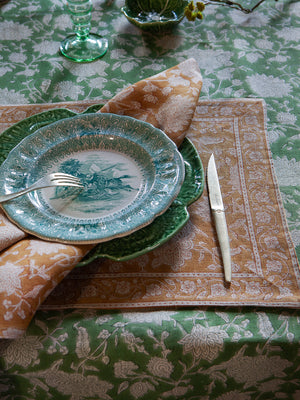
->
0, 105, 204, 264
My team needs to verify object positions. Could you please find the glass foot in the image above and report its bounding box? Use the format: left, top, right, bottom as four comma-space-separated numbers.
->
60, 33, 108, 62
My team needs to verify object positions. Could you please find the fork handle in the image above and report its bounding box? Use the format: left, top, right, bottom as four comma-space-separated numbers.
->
0, 185, 50, 203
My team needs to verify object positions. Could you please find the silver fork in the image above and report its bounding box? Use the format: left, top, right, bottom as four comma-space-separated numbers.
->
0, 173, 83, 203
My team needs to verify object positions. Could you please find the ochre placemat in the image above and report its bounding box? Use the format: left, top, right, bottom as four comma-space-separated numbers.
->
1, 99, 299, 308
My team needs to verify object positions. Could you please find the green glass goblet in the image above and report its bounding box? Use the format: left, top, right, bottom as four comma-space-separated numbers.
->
60, 0, 108, 62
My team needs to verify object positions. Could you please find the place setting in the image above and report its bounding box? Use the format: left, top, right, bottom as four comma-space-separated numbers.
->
1, 1, 300, 399
0, 58, 207, 337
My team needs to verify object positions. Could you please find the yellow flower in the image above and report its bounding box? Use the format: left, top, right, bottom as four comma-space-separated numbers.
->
185, 1, 205, 21
196, 2, 205, 12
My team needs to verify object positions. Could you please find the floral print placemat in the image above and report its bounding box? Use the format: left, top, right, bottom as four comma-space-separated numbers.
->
43, 99, 300, 308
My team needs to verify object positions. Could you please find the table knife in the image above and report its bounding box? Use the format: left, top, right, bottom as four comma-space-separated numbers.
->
207, 154, 231, 283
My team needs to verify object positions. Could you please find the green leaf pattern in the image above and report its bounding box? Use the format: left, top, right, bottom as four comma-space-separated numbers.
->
0, 309, 299, 399
0, 0, 299, 398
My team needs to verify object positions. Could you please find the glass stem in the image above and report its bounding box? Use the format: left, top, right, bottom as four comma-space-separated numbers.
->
60, 0, 108, 62
67, 0, 93, 41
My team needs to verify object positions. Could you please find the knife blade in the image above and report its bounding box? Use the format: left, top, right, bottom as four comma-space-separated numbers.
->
207, 154, 231, 283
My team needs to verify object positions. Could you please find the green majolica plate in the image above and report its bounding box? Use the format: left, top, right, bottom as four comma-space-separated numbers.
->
0, 106, 204, 263
121, 0, 188, 33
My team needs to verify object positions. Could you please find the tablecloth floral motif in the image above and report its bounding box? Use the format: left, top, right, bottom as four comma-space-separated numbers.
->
0, 308, 299, 399
0, 0, 299, 398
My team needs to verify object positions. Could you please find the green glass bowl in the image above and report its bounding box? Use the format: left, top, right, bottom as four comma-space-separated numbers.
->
121, 0, 188, 33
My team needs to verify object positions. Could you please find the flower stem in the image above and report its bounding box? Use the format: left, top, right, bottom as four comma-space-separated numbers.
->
204, 0, 273, 14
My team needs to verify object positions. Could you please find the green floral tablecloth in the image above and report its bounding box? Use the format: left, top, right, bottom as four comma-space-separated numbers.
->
0, 0, 299, 399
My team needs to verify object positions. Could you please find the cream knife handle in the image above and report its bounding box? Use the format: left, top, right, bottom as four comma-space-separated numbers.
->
212, 210, 231, 283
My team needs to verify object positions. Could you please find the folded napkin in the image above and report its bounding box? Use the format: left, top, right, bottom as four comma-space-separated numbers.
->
100, 59, 202, 146
0, 58, 203, 339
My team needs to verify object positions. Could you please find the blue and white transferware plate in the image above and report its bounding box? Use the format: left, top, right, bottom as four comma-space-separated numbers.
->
0, 113, 185, 244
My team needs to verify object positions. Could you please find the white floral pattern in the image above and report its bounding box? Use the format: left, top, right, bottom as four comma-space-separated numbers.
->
0, 0, 299, 398
0, 210, 26, 251
179, 324, 228, 361
0, 309, 298, 399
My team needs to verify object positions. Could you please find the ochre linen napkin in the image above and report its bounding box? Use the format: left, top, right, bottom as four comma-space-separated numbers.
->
0, 58, 203, 338
100, 59, 202, 146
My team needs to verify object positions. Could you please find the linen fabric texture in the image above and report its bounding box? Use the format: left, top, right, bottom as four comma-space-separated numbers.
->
0, 59, 203, 338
